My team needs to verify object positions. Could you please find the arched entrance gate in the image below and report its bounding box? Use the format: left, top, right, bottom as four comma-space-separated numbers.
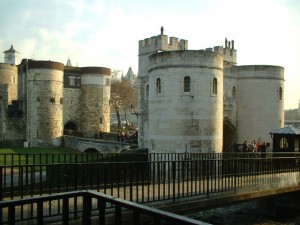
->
223, 119, 236, 152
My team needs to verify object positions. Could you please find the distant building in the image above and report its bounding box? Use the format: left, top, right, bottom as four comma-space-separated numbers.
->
138, 28, 284, 153
0, 47, 111, 147
122, 66, 137, 87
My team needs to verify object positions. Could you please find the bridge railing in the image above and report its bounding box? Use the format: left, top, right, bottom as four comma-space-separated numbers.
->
1, 155, 300, 202
0, 190, 207, 225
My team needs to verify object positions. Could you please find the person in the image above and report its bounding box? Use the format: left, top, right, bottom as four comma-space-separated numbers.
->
233, 141, 240, 152
242, 141, 248, 152
261, 142, 267, 158
256, 141, 262, 156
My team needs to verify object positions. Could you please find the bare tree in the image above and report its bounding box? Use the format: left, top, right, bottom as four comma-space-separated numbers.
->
110, 70, 138, 131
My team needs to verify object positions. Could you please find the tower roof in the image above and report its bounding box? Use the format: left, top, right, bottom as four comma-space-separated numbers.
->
66, 58, 72, 67
4, 45, 20, 54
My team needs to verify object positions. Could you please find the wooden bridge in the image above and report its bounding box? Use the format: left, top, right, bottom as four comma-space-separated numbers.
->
1, 152, 300, 224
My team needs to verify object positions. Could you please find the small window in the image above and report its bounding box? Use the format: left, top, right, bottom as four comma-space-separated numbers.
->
60, 98, 63, 104
156, 78, 161, 94
280, 137, 288, 149
232, 86, 236, 100
212, 78, 217, 95
50, 97, 55, 105
69, 77, 76, 86
12, 76, 16, 84
100, 117, 103, 124
37, 97, 40, 102
184, 76, 191, 92
145, 84, 149, 99
279, 87, 283, 101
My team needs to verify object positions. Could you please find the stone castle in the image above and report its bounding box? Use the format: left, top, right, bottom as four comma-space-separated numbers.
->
137, 28, 285, 153
0, 45, 111, 147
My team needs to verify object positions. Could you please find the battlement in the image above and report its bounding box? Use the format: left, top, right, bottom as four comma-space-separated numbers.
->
203, 38, 237, 66
139, 28, 188, 55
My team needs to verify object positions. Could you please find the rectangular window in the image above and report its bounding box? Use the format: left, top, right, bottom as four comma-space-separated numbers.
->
69, 77, 76, 86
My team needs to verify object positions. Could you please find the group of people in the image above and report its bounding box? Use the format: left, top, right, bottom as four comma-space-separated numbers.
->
117, 130, 138, 144
232, 140, 269, 157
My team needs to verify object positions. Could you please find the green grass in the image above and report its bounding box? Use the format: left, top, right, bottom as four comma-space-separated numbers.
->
0, 147, 82, 166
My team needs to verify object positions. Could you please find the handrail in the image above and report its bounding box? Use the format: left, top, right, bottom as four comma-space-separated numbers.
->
0, 190, 208, 225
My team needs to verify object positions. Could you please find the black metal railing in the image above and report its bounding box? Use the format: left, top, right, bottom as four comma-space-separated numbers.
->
2, 152, 299, 166
1, 155, 299, 201
0, 190, 207, 225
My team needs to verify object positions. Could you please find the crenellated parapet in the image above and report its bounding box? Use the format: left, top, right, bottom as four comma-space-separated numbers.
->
139, 33, 188, 55
203, 39, 236, 66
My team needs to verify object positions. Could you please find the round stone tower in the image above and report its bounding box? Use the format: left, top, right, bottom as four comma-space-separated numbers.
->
80, 67, 111, 137
27, 60, 64, 146
0, 63, 18, 104
236, 65, 284, 146
147, 50, 224, 153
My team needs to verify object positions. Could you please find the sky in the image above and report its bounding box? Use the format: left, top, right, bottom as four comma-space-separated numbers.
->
0, 0, 299, 109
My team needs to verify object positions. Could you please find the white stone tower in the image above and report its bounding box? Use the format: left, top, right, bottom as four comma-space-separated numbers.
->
4, 45, 20, 65
138, 27, 188, 149
147, 50, 224, 153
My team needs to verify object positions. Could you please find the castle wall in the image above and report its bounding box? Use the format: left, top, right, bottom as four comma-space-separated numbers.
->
27, 61, 64, 146
63, 88, 81, 128
80, 67, 111, 138
147, 50, 224, 153
63, 67, 82, 130
236, 65, 284, 146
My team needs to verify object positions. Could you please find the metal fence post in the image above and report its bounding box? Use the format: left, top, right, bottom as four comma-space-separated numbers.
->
172, 161, 176, 203
82, 193, 92, 225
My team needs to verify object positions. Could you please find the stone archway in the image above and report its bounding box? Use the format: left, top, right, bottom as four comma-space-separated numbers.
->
84, 148, 99, 153
223, 119, 236, 152
64, 121, 78, 135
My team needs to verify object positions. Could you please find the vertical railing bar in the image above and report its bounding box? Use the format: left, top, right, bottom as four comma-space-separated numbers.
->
115, 205, 122, 225
37, 199, 44, 225
63, 196, 69, 225
82, 193, 92, 225
98, 198, 106, 225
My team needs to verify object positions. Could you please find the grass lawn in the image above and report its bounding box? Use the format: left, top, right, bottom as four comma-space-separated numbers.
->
0, 147, 82, 165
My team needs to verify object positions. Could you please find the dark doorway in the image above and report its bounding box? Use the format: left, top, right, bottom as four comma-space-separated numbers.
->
223, 119, 236, 152
64, 121, 78, 135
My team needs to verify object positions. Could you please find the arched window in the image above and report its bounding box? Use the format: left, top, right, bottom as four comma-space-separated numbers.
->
145, 84, 149, 99
279, 87, 283, 101
212, 78, 217, 95
156, 78, 161, 94
232, 86, 236, 100
184, 76, 191, 92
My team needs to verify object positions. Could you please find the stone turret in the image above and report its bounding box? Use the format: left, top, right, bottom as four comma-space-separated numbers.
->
26, 60, 64, 146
